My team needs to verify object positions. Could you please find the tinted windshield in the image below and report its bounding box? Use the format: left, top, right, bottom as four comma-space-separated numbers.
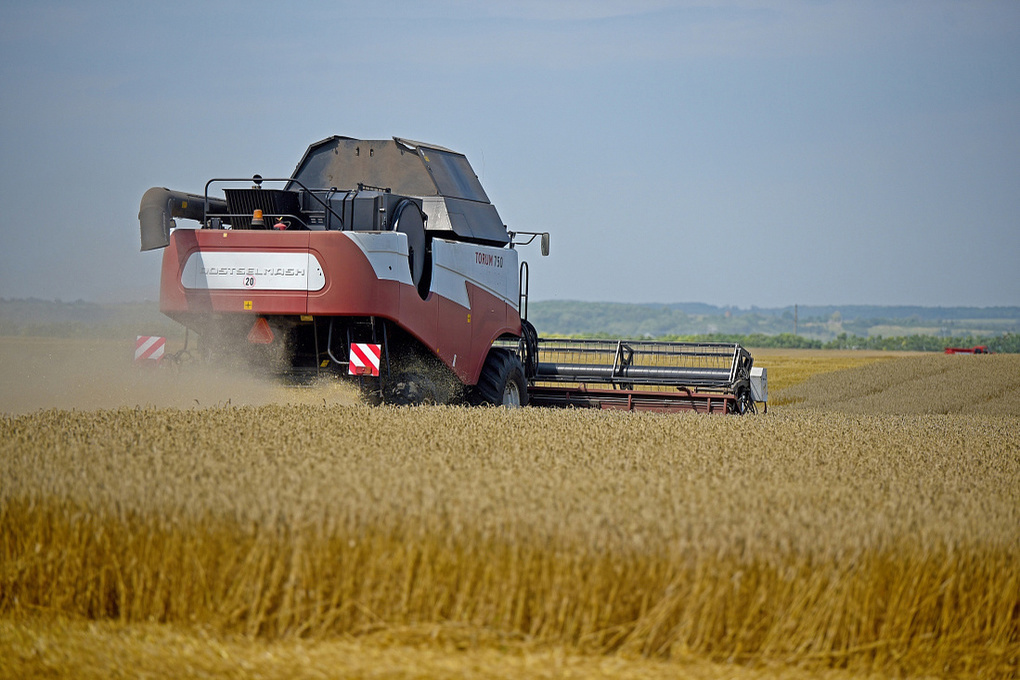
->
420, 149, 490, 202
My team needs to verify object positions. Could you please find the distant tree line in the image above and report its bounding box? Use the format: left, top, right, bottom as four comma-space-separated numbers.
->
528, 301, 1020, 340
816, 333, 1020, 354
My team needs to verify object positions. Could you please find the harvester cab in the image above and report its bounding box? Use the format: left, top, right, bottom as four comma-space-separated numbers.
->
140, 135, 765, 413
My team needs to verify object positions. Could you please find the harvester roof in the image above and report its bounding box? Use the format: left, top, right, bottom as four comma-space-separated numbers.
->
289, 136, 507, 245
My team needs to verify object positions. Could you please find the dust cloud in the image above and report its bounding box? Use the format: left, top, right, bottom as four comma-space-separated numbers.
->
0, 337, 363, 415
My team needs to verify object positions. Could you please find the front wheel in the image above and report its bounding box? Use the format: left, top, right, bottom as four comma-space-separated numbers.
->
732, 385, 756, 415
472, 349, 529, 407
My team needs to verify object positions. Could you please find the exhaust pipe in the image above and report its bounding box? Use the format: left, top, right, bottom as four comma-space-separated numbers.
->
138, 187, 228, 251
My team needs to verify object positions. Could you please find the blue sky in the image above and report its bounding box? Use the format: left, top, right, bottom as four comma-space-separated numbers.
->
1, 0, 1018, 307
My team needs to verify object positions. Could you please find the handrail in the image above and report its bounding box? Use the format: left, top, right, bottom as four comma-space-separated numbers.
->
203, 176, 346, 229
518, 260, 530, 320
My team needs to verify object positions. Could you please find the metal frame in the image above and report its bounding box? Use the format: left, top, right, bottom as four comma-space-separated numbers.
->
532, 339, 753, 390
529, 385, 737, 414
203, 176, 346, 230
522, 338, 755, 414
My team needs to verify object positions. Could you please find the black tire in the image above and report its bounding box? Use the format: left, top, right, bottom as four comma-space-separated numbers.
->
382, 372, 439, 406
732, 385, 756, 415
472, 349, 528, 407
359, 380, 384, 406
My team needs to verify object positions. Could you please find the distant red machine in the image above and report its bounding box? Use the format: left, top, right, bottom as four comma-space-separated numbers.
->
944, 346, 990, 354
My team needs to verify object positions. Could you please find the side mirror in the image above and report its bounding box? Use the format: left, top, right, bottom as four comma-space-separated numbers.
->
541, 232, 550, 257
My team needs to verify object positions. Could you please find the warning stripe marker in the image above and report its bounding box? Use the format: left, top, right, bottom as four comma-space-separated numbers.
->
349, 343, 381, 377
247, 317, 275, 344
135, 336, 166, 363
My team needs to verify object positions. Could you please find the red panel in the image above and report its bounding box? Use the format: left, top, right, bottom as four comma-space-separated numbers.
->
161, 229, 311, 317
433, 297, 471, 382
159, 229, 523, 387
464, 283, 521, 385
305, 232, 401, 319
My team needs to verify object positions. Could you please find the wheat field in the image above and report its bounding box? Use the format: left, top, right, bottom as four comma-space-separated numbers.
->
1, 339, 1018, 679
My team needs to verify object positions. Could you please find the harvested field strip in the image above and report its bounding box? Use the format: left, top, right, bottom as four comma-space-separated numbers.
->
2, 406, 1018, 677
746, 350, 899, 393
778, 353, 1020, 415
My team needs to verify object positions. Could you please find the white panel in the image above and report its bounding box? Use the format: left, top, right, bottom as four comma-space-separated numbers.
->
343, 233, 519, 312
750, 366, 768, 402
181, 252, 325, 291
342, 232, 413, 285
431, 239, 518, 311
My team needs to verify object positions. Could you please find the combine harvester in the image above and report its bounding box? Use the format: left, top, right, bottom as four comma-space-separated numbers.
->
944, 345, 990, 354
139, 136, 766, 414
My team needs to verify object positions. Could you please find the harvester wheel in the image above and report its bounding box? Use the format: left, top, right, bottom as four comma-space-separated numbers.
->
359, 382, 384, 406
383, 372, 439, 406
473, 349, 528, 408
733, 386, 756, 415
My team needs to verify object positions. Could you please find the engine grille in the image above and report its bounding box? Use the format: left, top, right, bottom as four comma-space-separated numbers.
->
223, 189, 304, 229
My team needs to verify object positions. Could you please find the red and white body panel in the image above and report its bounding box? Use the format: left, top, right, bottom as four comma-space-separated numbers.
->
160, 228, 521, 385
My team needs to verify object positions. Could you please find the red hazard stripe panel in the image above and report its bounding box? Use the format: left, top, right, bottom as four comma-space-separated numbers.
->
135, 336, 166, 362
349, 343, 381, 376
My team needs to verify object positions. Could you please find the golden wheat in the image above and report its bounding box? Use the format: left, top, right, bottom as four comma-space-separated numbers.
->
2, 404, 1018, 678
747, 348, 900, 392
